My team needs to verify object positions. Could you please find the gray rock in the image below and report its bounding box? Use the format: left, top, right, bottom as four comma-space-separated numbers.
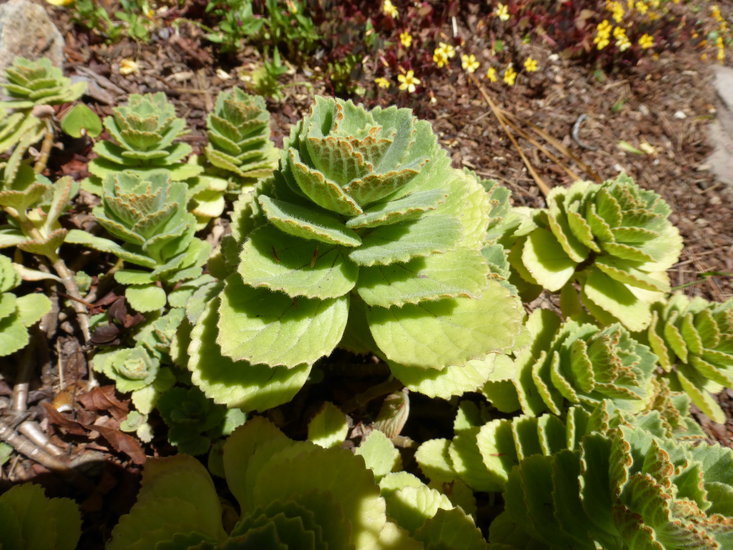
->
0, 0, 64, 79
707, 65, 733, 187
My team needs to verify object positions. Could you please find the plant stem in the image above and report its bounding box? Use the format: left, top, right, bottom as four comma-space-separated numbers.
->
33, 120, 54, 174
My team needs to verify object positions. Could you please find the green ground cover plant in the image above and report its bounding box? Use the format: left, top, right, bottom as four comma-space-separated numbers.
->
1, 45, 732, 548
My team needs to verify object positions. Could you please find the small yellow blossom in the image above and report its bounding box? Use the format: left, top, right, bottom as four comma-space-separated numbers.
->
461, 54, 480, 73
594, 20, 612, 50
383, 0, 398, 18
638, 33, 654, 49
495, 3, 510, 21
607, 1, 624, 23
635, 1, 648, 15
717, 36, 726, 61
119, 59, 140, 75
503, 64, 517, 86
711, 5, 723, 22
486, 66, 498, 82
375, 77, 391, 89
523, 57, 538, 72
45, 0, 74, 5
613, 26, 631, 51
432, 42, 456, 68
400, 31, 413, 48
397, 70, 421, 92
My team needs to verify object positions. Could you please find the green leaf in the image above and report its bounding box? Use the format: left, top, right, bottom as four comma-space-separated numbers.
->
189, 299, 311, 411
125, 284, 167, 313
107, 455, 226, 550
217, 274, 348, 367
379, 472, 454, 533
582, 268, 652, 332
345, 189, 447, 229
389, 354, 496, 399
414, 508, 488, 550
0, 483, 81, 550
0, 313, 29, 357
522, 227, 576, 291
356, 248, 490, 308
368, 280, 522, 369
258, 195, 361, 247
15, 294, 51, 327
355, 429, 401, 480
65, 229, 156, 268
238, 225, 358, 299
349, 215, 461, 266
308, 402, 349, 448
415, 439, 456, 484
60, 103, 103, 138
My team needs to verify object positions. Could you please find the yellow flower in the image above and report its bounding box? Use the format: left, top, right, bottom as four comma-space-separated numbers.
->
486, 66, 498, 82
613, 26, 630, 51
495, 3, 510, 21
383, 0, 398, 18
523, 57, 539, 72
711, 5, 723, 22
375, 77, 390, 89
432, 42, 455, 68
594, 20, 612, 50
45, 0, 74, 5
638, 33, 654, 49
634, 1, 648, 15
461, 54, 480, 73
119, 59, 140, 75
397, 70, 421, 92
607, 1, 624, 23
503, 64, 517, 86
400, 31, 413, 48
717, 36, 726, 61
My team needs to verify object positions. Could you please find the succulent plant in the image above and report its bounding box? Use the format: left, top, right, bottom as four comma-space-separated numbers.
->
187, 87, 278, 228
0, 255, 50, 356
483, 309, 658, 417
0, 57, 85, 110
188, 96, 523, 410
87, 92, 201, 183
489, 420, 733, 549
157, 385, 245, 455
204, 87, 277, 180
507, 175, 682, 331
647, 293, 733, 423
66, 171, 210, 312
0, 57, 86, 181
107, 416, 420, 549
0, 482, 81, 550
416, 394, 703, 495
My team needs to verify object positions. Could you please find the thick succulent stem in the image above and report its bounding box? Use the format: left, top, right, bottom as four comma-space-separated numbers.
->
33, 119, 54, 174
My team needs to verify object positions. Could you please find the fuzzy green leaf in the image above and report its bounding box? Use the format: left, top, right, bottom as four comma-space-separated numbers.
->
218, 275, 348, 367
356, 429, 401, 480
368, 280, 522, 369
308, 402, 349, 448
522, 227, 577, 291
238, 224, 358, 299
125, 284, 167, 313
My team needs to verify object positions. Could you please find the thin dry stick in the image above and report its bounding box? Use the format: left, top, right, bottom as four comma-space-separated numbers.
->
501, 109, 603, 183
469, 75, 551, 197
500, 115, 583, 182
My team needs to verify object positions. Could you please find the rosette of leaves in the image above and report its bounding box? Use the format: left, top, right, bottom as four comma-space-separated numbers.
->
188, 97, 523, 410
107, 416, 419, 549
0, 255, 51, 359
187, 87, 278, 227
416, 395, 702, 495
482, 309, 658, 417
0, 482, 81, 550
0, 57, 86, 181
157, 385, 245, 455
509, 175, 682, 331
489, 421, 733, 549
87, 92, 201, 184
647, 293, 733, 423
66, 171, 210, 313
